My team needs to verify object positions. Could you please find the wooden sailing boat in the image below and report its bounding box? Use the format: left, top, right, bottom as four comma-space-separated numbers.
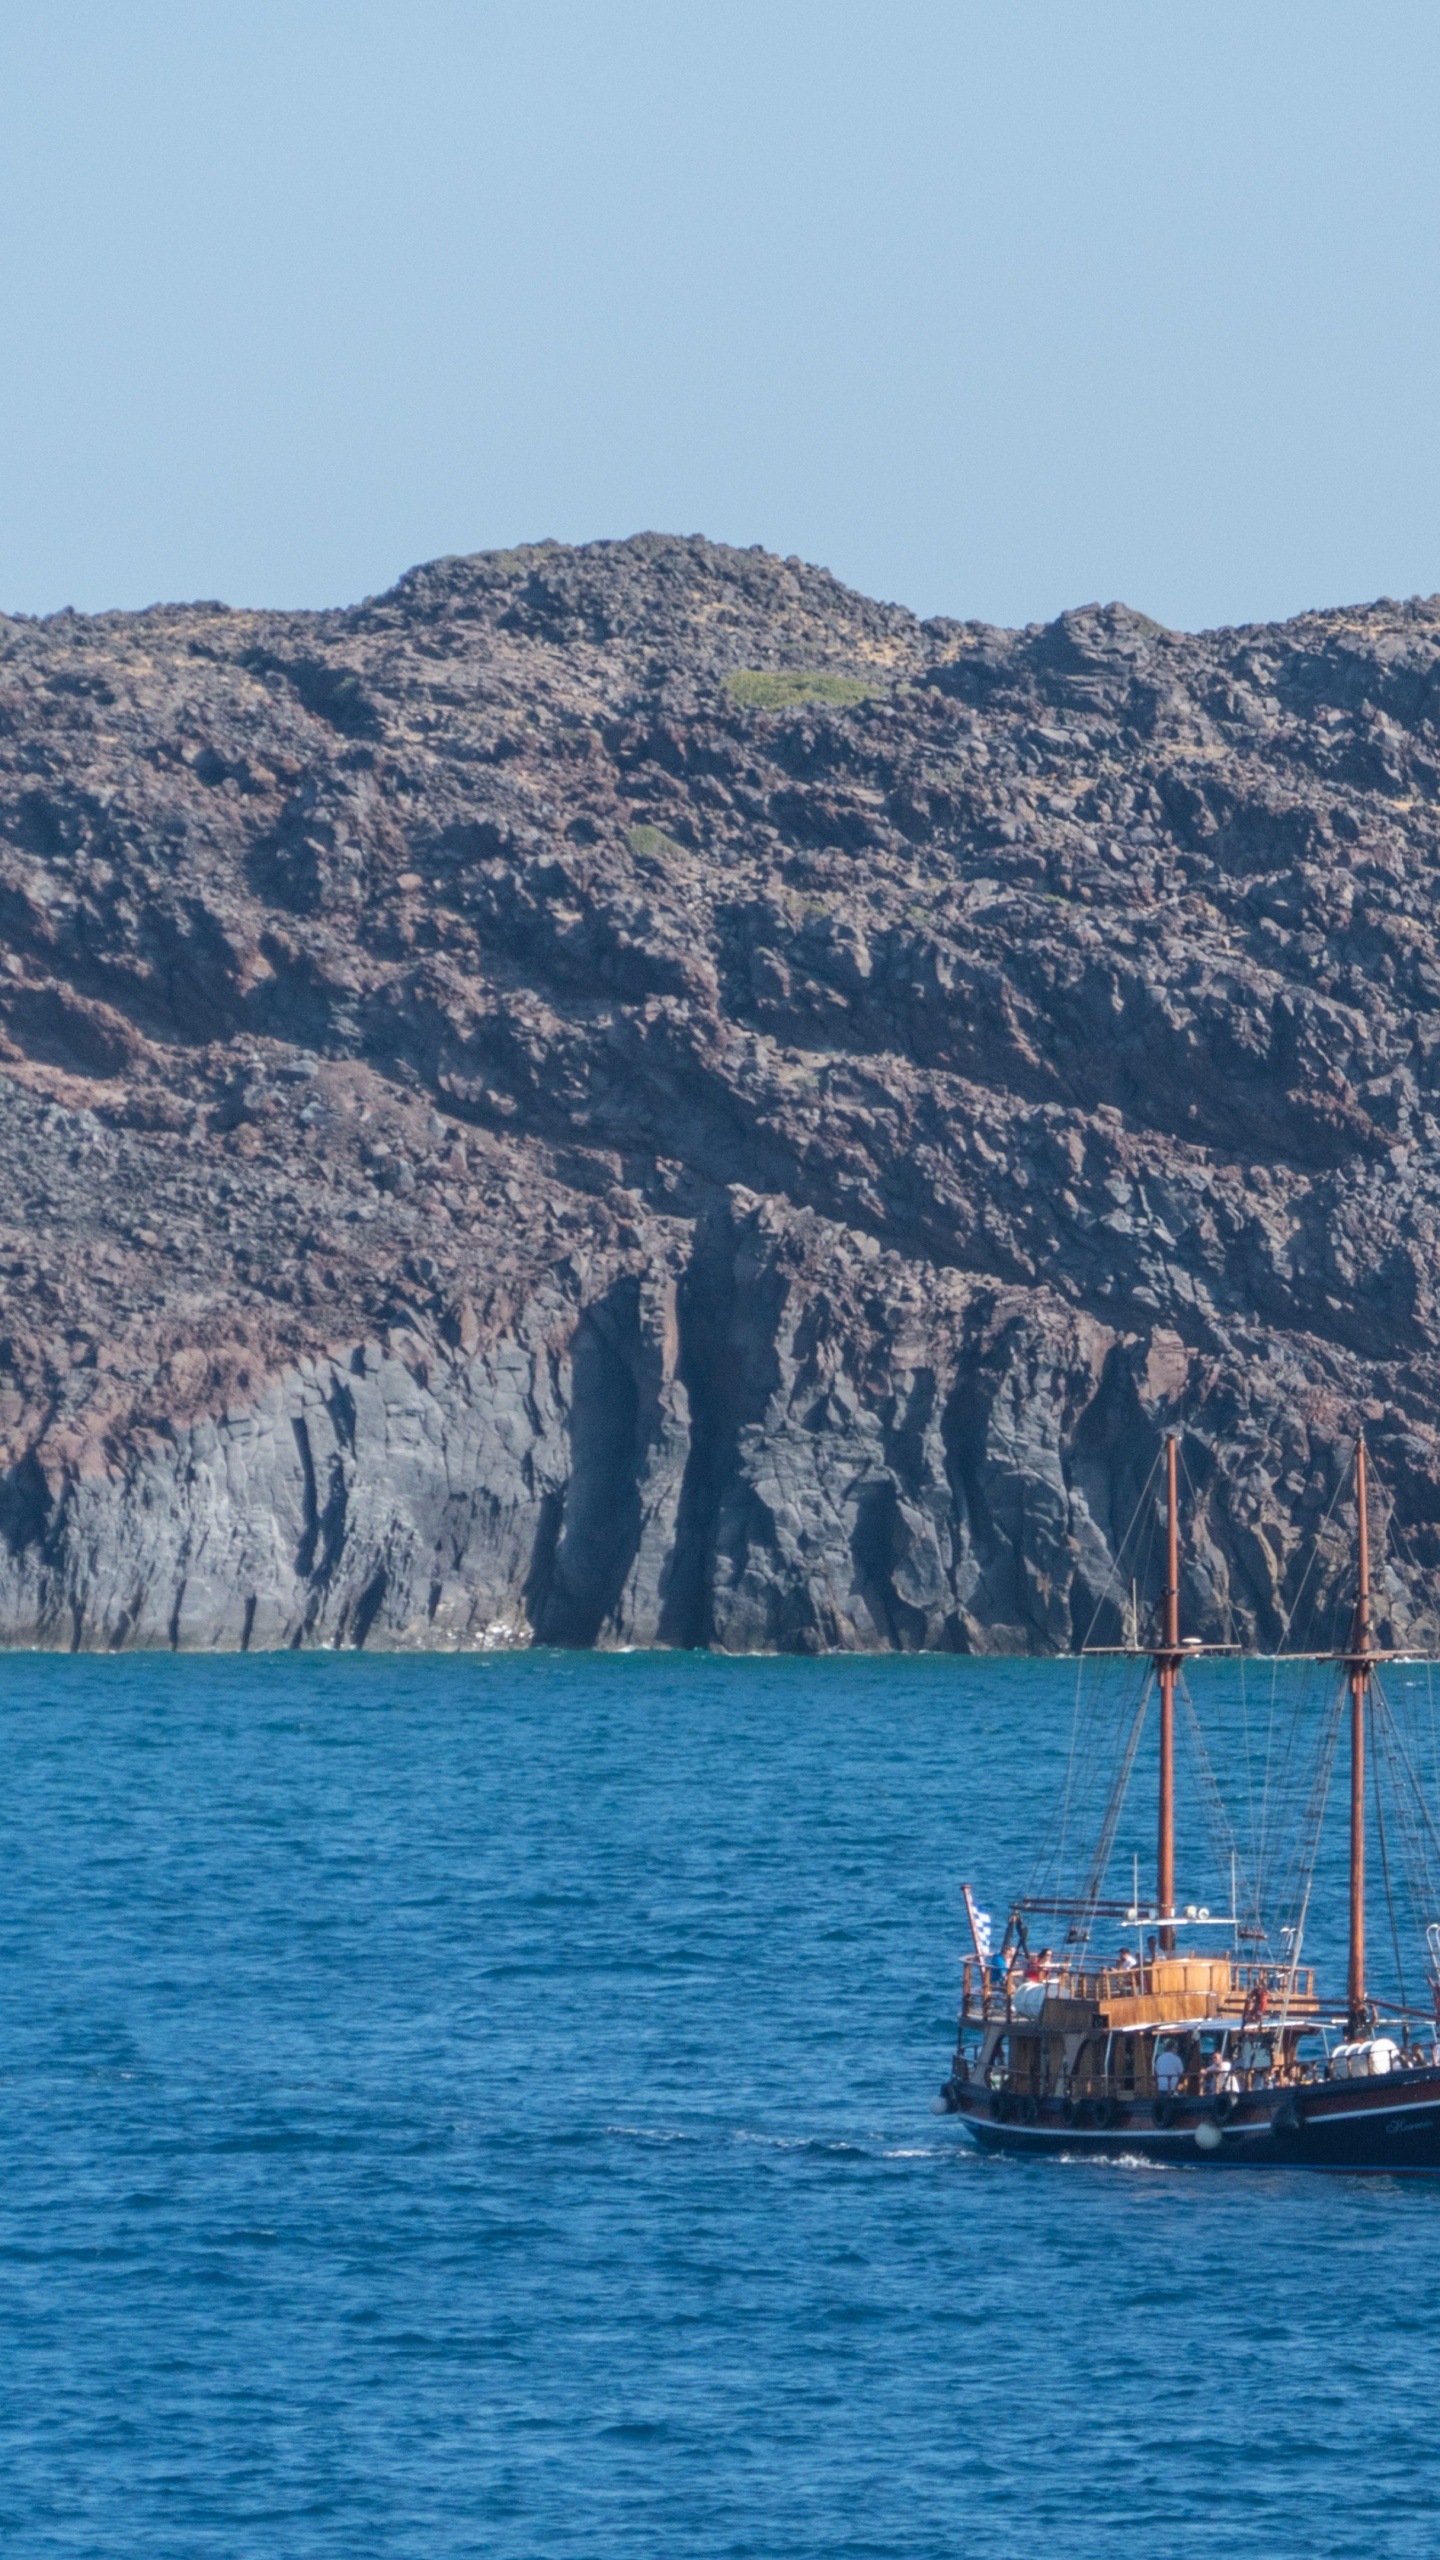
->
936, 1433, 1440, 2168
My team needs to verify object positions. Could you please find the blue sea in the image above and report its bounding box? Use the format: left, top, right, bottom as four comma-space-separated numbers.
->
1, 1648, 1436, 2558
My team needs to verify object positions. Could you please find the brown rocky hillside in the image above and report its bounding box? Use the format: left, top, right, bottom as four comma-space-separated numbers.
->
1, 533, 1438, 1650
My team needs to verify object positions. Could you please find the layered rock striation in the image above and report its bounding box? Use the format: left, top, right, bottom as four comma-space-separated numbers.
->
2, 535, 1440, 1650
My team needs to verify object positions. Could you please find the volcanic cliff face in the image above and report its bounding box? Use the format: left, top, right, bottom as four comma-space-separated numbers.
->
1, 534, 1439, 1651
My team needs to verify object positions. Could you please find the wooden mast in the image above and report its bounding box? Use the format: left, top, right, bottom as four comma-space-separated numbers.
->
1346, 1434, 1373, 2039
1157, 1433, 1179, 1956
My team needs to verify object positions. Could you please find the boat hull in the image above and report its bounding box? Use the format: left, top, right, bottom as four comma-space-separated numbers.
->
951, 2068, 1440, 2171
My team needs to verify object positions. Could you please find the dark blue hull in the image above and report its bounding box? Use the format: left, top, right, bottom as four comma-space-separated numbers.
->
954, 2070, 1440, 2171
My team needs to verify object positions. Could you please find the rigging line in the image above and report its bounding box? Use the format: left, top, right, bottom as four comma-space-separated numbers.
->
1078, 1448, 1165, 1653
1375, 1474, 1404, 1575
1075, 1444, 1166, 1655
1369, 1462, 1419, 1585
1125, 1446, 1164, 1627
1429, 1657, 1439, 1827
1235, 1646, 1258, 1897
1045, 1437, 1186, 1916
1174, 1438, 1215, 1543
1257, 1651, 1325, 1920
1372, 1690, 1409, 2021
1260, 1565, 1334, 1898
1369, 1687, 1438, 1963
1177, 1665, 1239, 1866
1032, 1646, 1136, 1899
1371, 1681, 1435, 1881
1257, 1650, 1289, 1912
1069, 1658, 1150, 1898
1367, 1678, 1440, 1878
1374, 1489, 1431, 1691
1374, 1441, 1440, 1797
1041, 1442, 1166, 1904
1036, 1719, 1120, 1902
1363, 1484, 1434, 1658
1078, 1677, 1153, 1922
1267, 1680, 1333, 1934
1029, 1649, 1089, 1900
1274, 1865, 1316, 2047
1079, 1692, 1150, 1931
1256, 1449, 1353, 1896
1164, 1361, 1223, 1500
1378, 1503, 1440, 1795
1274, 1437, 1355, 1656
1173, 1439, 1263, 1884
1270, 1673, 1347, 1947
1238, 1649, 1256, 1888
1177, 1673, 1265, 1942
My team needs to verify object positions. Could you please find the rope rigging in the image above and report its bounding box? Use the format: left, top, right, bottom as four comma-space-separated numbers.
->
1012, 1426, 1440, 2028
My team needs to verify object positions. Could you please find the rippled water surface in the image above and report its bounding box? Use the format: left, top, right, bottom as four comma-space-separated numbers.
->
2, 1649, 1437, 2557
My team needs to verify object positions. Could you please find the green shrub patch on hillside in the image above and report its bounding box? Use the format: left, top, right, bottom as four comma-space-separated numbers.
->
723, 668, 887, 711
626, 823, 688, 863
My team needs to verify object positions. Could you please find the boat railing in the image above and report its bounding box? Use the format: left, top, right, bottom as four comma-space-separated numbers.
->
1070, 1960, 1315, 2006
961, 2057, 1323, 2102
1057, 2065, 1290, 2101
958, 1956, 1316, 2020
1227, 1960, 1317, 2007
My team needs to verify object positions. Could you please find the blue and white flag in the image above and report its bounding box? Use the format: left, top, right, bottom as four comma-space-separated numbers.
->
963, 1884, 993, 1962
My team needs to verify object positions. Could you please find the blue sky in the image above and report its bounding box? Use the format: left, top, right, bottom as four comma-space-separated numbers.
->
2, 2, 1438, 630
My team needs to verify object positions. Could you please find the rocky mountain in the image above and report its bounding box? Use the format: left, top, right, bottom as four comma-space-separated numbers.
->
2, 532, 1439, 1652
